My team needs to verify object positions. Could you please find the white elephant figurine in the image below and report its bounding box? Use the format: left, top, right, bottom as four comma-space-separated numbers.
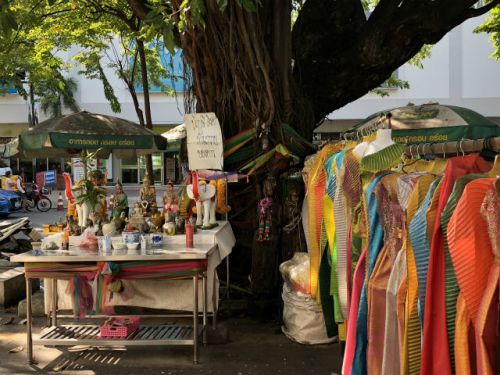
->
186, 182, 217, 229
72, 179, 93, 228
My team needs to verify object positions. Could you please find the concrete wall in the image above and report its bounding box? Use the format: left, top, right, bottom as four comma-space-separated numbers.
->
328, 15, 500, 121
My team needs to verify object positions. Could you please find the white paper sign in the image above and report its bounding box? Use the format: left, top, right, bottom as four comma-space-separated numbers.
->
185, 113, 224, 170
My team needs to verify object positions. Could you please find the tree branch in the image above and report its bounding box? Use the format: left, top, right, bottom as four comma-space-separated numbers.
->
468, 0, 500, 17
127, 0, 150, 20
293, 0, 500, 124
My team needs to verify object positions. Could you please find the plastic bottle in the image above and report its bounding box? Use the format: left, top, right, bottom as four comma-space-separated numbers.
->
61, 228, 70, 250
185, 223, 194, 248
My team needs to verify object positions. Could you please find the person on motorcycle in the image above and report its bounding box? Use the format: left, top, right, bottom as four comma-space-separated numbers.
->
10, 171, 27, 211
3, 171, 15, 191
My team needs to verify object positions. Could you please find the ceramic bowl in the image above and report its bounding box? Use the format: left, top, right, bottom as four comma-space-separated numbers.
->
112, 240, 126, 250
126, 242, 140, 251
122, 231, 140, 244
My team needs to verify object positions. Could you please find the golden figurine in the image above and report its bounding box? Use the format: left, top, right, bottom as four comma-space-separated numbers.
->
139, 174, 157, 216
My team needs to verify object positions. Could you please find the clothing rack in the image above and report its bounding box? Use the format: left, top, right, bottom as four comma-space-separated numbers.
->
342, 113, 393, 141
404, 136, 500, 156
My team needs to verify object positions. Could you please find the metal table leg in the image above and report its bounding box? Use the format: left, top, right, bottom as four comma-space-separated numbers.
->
193, 274, 199, 364
212, 271, 217, 330
51, 278, 58, 326
26, 277, 33, 364
202, 274, 207, 346
226, 254, 230, 299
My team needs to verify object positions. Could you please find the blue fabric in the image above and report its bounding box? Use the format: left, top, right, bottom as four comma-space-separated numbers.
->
351, 173, 390, 375
409, 177, 441, 327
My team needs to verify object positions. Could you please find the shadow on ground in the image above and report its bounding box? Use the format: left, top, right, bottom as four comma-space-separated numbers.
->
0, 315, 341, 375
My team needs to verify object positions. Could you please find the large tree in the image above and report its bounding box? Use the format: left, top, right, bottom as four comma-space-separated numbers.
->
126, 0, 499, 143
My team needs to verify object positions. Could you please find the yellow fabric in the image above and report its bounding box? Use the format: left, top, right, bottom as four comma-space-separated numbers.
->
454, 293, 473, 375
403, 174, 435, 375
306, 144, 340, 298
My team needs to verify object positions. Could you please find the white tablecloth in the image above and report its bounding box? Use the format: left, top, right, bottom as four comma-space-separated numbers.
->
44, 222, 235, 314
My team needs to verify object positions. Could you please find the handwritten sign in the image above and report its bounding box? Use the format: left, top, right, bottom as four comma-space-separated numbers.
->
185, 113, 224, 170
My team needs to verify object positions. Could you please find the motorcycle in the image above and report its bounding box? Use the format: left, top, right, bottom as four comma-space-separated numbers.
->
25, 183, 52, 212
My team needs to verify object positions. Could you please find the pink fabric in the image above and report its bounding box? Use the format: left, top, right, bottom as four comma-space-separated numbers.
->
342, 248, 367, 375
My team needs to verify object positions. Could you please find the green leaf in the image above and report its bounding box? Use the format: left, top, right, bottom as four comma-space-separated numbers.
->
162, 26, 175, 53
240, 0, 257, 12
217, 0, 228, 11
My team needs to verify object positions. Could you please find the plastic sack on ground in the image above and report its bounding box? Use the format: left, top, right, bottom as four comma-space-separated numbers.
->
279, 252, 310, 295
281, 283, 337, 345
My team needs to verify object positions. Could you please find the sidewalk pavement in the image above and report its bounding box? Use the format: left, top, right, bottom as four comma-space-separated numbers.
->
0, 312, 341, 375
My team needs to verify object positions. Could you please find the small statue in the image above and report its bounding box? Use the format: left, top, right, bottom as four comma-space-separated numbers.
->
139, 174, 157, 216
257, 175, 276, 242
113, 212, 127, 233
163, 180, 179, 215
102, 217, 118, 237
129, 202, 148, 233
112, 181, 129, 219
68, 216, 81, 236
175, 215, 185, 234
149, 201, 164, 233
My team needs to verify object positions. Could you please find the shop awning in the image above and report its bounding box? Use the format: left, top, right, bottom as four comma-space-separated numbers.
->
17, 111, 166, 158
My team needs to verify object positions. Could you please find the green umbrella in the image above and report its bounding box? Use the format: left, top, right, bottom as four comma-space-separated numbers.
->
354, 103, 500, 143
17, 111, 165, 158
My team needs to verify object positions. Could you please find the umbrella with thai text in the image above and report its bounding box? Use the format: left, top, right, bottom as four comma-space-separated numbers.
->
17, 111, 165, 158
353, 103, 500, 143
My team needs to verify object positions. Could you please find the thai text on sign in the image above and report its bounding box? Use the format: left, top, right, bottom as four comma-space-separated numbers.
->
185, 113, 224, 170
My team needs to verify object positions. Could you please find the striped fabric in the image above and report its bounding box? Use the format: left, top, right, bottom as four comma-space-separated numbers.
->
421, 154, 491, 375
440, 174, 486, 369
381, 248, 407, 375
476, 180, 500, 375
367, 173, 404, 375
404, 174, 435, 375
342, 249, 367, 375
305, 144, 340, 298
409, 177, 442, 326
351, 173, 389, 375
334, 158, 350, 320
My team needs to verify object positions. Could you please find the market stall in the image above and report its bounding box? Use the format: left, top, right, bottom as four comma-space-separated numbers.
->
297, 106, 500, 374
10, 111, 238, 365
11, 239, 213, 365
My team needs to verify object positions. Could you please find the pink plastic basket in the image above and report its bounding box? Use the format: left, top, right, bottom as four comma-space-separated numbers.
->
99, 316, 140, 338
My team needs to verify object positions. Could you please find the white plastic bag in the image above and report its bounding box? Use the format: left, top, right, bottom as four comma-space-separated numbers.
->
279, 252, 311, 294
281, 284, 337, 345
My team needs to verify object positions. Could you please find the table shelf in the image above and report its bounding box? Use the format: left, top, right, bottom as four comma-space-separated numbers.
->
37, 324, 197, 346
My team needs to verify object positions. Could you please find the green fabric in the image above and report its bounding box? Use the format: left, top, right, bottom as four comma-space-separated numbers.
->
440, 173, 486, 369
319, 246, 338, 338
360, 143, 406, 173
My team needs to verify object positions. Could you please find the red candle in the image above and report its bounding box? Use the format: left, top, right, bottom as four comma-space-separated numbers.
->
185, 223, 194, 248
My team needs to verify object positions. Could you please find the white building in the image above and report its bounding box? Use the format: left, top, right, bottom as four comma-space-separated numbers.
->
1, 14, 499, 182
319, 15, 500, 136
0, 45, 186, 184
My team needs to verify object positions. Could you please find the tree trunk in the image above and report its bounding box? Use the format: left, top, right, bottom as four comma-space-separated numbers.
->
137, 39, 155, 183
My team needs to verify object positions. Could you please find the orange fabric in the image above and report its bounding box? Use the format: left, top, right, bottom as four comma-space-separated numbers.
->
447, 178, 494, 321
426, 180, 443, 243
475, 179, 500, 375
397, 275, 408, 371
305, 144, 340, 298
366, 247, 391, 375
454, 294, 473, 375
404, 175, 435, 375
421, 154, 490, 375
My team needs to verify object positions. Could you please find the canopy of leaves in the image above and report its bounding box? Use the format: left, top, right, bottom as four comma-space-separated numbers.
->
0, 0, 174, 118
476, 4, 500, 59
